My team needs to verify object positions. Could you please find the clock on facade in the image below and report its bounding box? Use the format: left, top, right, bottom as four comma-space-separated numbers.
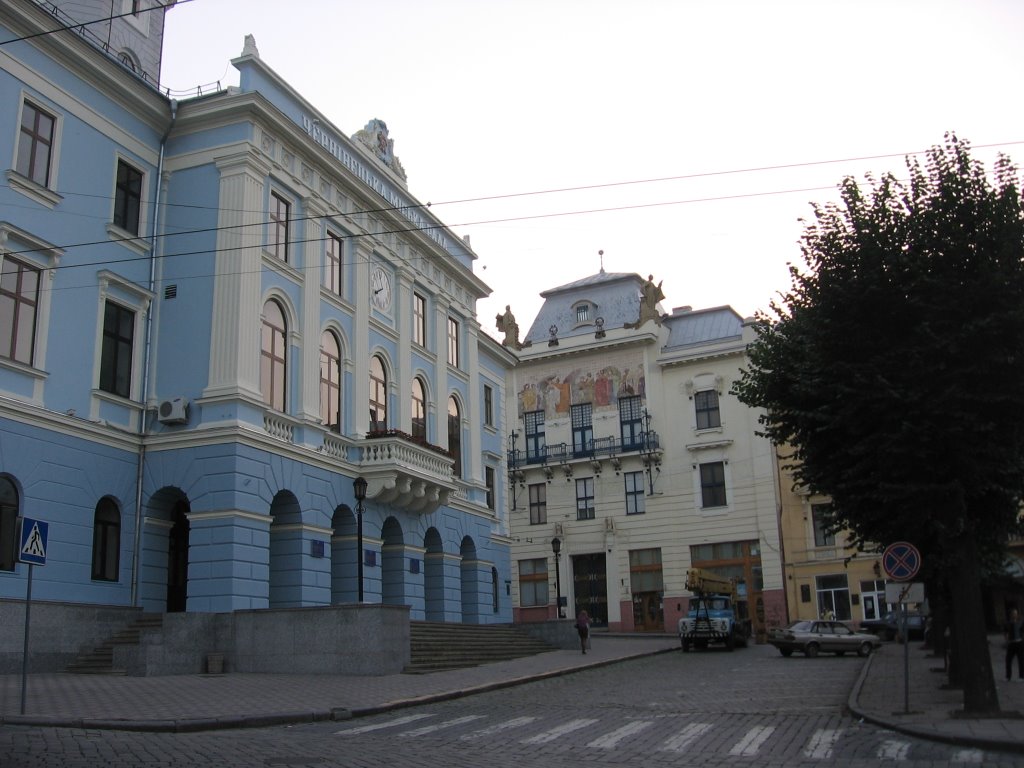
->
370, 266, 392, 310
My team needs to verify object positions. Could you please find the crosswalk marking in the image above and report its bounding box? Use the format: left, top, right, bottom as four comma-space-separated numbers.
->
804, 728, 844, 759
660, 722, 714, 752
586, 720, 654, 748
401, 715, 484, 737
728, 724, 776, 756
877, 739, 910, 760
335, 713, 434, 735
461, 716, 537, 740
522, 718, 599, 744
952, 748, 984, 763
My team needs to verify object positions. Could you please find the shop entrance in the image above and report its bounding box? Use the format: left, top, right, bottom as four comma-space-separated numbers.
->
571, 553, 607, 626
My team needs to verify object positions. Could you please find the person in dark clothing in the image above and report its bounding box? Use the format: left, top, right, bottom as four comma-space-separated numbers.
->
1005, 608, 1024, 681
576, 609, 590, 654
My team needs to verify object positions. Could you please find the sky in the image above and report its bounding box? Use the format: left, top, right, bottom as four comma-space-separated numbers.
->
160, 0, 1024, 342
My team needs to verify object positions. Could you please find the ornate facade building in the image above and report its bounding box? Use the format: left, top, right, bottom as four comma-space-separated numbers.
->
504, 269, 785, 636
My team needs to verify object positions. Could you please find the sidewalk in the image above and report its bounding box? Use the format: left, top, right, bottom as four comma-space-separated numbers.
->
849, 633, 1024, 754
1, 632, 1023, 754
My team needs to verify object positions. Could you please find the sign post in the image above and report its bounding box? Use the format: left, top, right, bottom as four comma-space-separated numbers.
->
882, 541, 922, 715
17, 517, 48, 716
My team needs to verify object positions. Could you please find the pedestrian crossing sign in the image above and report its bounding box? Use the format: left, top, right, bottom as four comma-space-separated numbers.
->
17, 517, 48, 566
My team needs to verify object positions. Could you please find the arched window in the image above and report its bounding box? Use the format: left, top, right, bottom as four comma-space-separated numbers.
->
320, 330, 342, 431
411, 377, 427, 441
0, 477, 18, 572
448, 395, 462, 478
369, 355, 387, 431
91, 498, 120, 581
261, 299, 287, 411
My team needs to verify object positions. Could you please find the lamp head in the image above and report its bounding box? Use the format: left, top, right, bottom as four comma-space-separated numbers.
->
353, 476, 368, 502
551, 536, 561, 555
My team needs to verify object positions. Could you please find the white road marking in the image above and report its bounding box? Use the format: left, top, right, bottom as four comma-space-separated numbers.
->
461, 716, 538, 740
335, 713, 434, 735
521, 718, 599, 744
877, 739, 910, 760
804, 728, 844, 759
953, 748, 984, 763
586, 720, 655, 748
660, 722, 714, 752
400, 714, 484, 737
728, 724, 776, 756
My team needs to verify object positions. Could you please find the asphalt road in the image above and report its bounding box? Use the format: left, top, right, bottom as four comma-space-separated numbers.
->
2, 642, 1022, 767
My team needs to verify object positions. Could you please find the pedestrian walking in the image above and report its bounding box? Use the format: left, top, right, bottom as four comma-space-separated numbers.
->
1005, 608, 1024, 681
576, 609, 591, 654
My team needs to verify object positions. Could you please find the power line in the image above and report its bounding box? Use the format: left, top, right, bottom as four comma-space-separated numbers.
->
0, 0, 192, 47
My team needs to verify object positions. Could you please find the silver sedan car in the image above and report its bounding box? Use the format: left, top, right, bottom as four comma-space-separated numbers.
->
769, 620, 882, 658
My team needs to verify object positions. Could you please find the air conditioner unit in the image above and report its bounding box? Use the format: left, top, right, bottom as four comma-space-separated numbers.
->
157, 397, 189, 425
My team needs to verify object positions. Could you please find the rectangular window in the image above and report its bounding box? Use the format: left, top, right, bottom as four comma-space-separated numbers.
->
99, 301, 135, 398
447, 316, 459, 366
485, 466, 495, 510
576, 477, 595, 520
113, 159, 143, 235
625, 471, 645, 514
413, 293, 426, 347
812, 503, 836, 547
484, 384, 494, 427
619, 395, 643, 449
699, 461, 727, 508
524, 410, 546, 462
17, 102, 55, 187
528, 482, 547, 525
518, 558, 549, 607
571, 403, 593, 456
629, 548, 663, 592
0, 257, 40, 365
694, 389, 721, 430
270, 191, 290, 262
324, 232, 343, 294
816, 573, 852, 621
576, 304, 589, 323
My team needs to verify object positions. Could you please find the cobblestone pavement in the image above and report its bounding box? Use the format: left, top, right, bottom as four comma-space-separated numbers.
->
3, 639, 1024, 767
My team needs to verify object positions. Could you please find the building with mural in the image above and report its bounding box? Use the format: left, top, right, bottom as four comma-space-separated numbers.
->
502, 269, 785, 636
0, 0, 513, 669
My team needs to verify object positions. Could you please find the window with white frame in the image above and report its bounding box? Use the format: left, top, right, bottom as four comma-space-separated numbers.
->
576, 477, 595, 520
447, 316, 459, 367
625, 471, 645, 514
16, 101, 55, 188
619, 394, 643, 449
99, 300, 135, 398
811, 503, 836, 547
411, 377, 427, 440
324, 232, 343, 295
699, 461, 727, 508
260, 299, 287, 411
448, 396, 462, 477
518, 558, 549, 607
694, 388, 721, 430
369, 354, 387, 430
0, 257, 41, 365
485, 466, 495, 510
524, 410, 545, 462
319, 330, 342, 431
816, 573, 851, 621
571, 402, 593, 456
113, 159, 143, 236
484, 384, 494, 427
413, 293, 426, 347
269, 192, 290, 262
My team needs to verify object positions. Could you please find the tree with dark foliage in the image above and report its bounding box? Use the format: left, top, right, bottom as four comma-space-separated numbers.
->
735, 135, 1024, 714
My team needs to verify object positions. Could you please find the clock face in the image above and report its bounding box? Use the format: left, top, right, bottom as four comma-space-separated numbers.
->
371, 267, 392, 310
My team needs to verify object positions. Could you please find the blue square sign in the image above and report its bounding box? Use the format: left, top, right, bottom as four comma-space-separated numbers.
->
18, 517, 48, 566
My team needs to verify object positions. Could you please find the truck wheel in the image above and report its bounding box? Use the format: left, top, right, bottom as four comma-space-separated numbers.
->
725, 633, 735, 651
682, 638, 690, 652
806, 643, 820, 658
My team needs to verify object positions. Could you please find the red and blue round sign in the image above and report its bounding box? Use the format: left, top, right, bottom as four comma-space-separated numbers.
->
882, 541, 921, 582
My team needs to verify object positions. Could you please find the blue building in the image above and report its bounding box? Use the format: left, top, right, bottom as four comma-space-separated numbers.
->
0, 1, 514, 664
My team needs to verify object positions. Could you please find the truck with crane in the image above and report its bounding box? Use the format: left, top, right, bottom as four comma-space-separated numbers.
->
678, 568, 751, 651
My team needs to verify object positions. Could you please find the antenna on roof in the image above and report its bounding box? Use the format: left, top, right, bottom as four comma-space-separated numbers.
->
599, 250, 605, 274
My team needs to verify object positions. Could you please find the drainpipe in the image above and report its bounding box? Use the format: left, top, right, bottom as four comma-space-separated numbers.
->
130, 98, 177, 607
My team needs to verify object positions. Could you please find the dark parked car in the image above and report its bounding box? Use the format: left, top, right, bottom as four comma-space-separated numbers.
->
859, 611, 926, 642
769, 620, 881, 657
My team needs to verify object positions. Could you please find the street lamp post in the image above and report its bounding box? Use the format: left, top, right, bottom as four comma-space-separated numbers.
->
551, 536, 563, 619
353, 476, 368, 603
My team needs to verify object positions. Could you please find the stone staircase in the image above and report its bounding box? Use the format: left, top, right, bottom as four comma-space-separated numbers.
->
65, 613, 164, 674
406, 621, 556, 673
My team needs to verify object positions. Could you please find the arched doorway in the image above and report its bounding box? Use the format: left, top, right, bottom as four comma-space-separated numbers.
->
166, 499, 190, 613
381, 517, 405, 606
331, 505, 357, 604
460, 535, 479, 624
423, 527, 445, 621
269, 490, 302, 608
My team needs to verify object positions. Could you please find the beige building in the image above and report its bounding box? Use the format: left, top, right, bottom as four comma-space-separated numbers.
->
502, 270, 785, 634
776, 457, 890, 628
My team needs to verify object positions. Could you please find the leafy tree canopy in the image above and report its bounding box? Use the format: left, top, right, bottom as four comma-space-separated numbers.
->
735, 135, 1024, 562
